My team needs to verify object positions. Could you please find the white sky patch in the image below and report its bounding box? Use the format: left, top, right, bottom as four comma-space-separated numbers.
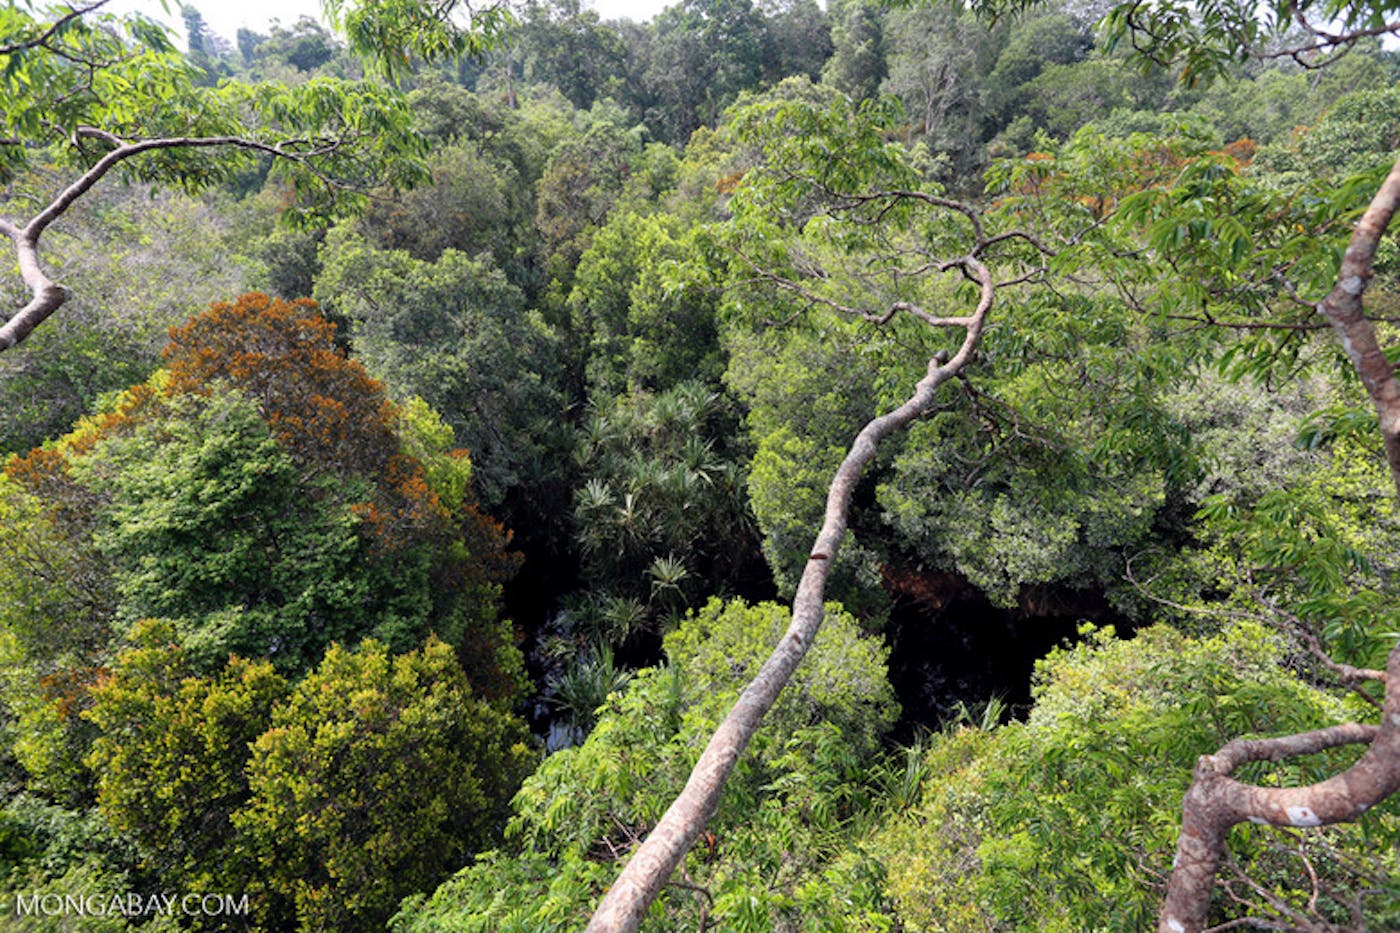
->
110, 0, 675, 49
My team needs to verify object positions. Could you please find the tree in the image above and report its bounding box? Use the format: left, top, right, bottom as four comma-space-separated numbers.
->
583, 91, 1054, 932
535, 119, 641, 286
567, 382, 755, 633
822, 0, 886, 101
1153, 136, 1400, 933
236, 637, 532, 932
265, 17, 337, 73
567, 210, 724, 396
314, 225, 567, 512
879, 3, 998, 181
873, 622, 1398, 931
395, 597, 898, 932
0, 0, 520, 352
638, 0, 772, 142
956, 4, 1400, 926
84, 620, 289, 897
77, 387, 378, 674
82, 628, 534, 932
512, 0, 628, 111
761, 0, 833, 84
724, 314, 889, 612
0, 295, 526, 818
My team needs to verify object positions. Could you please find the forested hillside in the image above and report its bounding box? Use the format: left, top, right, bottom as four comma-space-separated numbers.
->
1, 1, 1398, 930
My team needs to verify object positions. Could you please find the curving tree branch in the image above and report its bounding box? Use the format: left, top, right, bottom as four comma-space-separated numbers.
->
585, 226, 996, 929
0, 132, 375, 351
1157, 152, 1400, 933
1159, 648, 1399, 933
1314, 154, 1400, 499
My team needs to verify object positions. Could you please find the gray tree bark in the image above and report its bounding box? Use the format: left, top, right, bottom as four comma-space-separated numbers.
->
585, 255, 995, 933
1157, 153, 1400, 933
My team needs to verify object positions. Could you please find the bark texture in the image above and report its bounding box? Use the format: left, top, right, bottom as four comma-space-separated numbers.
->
1316, 154, 1400, 499
1159, 649, 1399, 933
0, 218, 68, 351
1157, 152, 1400, 933
584, 258, 994, 933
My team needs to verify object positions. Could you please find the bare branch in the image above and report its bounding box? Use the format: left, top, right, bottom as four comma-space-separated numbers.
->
1255, 595, 1388, 687
1262, 5, 1400, 69
0, 223, 70, 352
725, 244, 977, 328
1211, 722, 1381, 771
1156, 155, 1400, 933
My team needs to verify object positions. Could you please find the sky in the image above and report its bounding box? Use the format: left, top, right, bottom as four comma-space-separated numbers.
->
113, 0, 675, 44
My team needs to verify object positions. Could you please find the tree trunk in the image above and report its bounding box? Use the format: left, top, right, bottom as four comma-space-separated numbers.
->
584, 258, 994, 933
1157, 152, 1400, 933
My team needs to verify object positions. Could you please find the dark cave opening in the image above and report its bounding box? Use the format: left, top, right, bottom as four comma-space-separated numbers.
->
882, 572, 1132, 743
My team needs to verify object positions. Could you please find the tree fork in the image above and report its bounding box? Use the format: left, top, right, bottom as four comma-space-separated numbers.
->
1159, 649, 1399, 933
1158, 152, 1400, 932
584, 258, 994, 933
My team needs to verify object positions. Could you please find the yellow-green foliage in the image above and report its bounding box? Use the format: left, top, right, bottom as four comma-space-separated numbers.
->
236, 638, 533, 933
396, 598, 900, 933
396, 396, 474, 514
873, 622, 1398, 932
85, 619, 289, 895
875, 727, 998, 932
80, 633, 532, 933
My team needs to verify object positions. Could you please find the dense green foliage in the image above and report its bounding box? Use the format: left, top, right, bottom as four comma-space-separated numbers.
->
877, 623, 1400, 931
2, 0, 1399, 929
394, 598, 898, 932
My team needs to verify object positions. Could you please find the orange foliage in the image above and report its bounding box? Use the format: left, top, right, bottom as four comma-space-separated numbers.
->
164, 294, 499, 557
4, 446, 70, 494
354, 452, 450, 549
715, 171, 747, 194
165, 293, 401, 480
1221, 137, 1256, 166
39, 663, 108, 724
5, 382, 161, 496
457, 501, 521, 588
15, 291, 520, 606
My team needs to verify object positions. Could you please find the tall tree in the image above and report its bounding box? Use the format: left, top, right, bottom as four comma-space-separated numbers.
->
584, 92, 1055, 933
0, 0, 514, 352
640, 0, 771, 142
822, 0, 886, 100
512, 0, 628, 111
